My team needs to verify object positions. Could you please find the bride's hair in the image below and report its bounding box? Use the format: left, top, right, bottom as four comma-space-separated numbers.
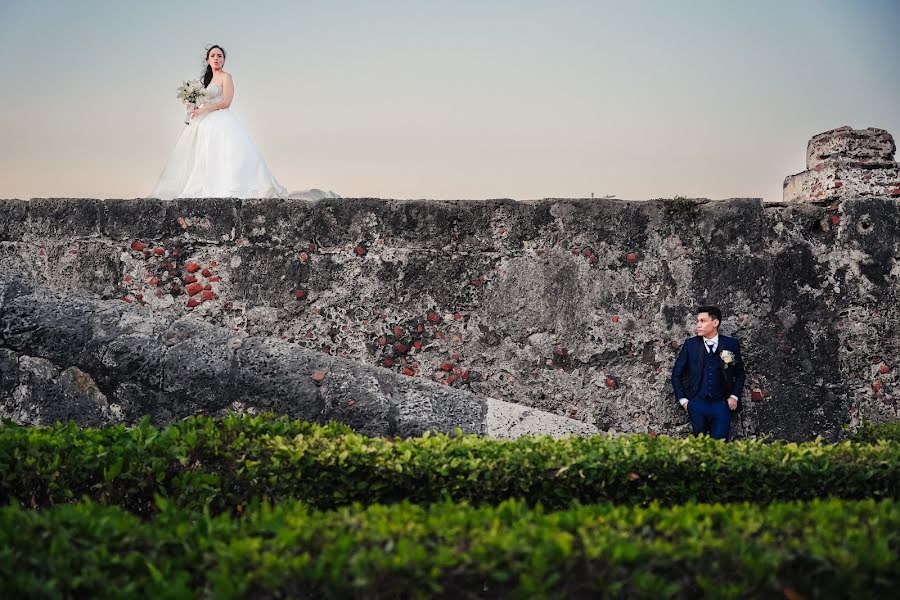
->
202, 44, 226, 87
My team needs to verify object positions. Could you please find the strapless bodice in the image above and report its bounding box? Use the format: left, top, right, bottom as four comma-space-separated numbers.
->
204, 83, 223, 104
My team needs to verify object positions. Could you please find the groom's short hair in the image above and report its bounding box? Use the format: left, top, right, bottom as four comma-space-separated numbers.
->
697, 305, 722, 322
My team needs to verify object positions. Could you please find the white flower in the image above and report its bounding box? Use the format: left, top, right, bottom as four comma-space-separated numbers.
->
720, 350, 735, 365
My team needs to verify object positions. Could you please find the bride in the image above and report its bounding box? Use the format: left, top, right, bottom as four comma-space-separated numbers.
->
149, 44, 289, 199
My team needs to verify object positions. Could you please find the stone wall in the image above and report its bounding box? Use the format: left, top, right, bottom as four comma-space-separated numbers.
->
1, 192, 898, 441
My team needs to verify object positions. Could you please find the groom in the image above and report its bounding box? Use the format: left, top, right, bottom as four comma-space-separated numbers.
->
671, 306, 745, 441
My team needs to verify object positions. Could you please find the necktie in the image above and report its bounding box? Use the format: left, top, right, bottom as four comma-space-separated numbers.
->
706, 342, 714, 354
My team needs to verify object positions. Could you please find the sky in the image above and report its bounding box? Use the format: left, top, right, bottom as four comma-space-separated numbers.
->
1, 0, 898, 201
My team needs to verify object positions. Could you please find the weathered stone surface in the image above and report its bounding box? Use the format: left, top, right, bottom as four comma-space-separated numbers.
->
1, 190, 899, 441
806, 126, 896, 169
0, 275, 597, 438
784, 127, 900, 202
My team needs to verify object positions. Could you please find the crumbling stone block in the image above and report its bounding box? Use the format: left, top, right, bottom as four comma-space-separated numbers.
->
783, 127, 900, 202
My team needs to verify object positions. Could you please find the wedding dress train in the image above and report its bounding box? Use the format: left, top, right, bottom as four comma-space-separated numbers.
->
149, 83, 288, 199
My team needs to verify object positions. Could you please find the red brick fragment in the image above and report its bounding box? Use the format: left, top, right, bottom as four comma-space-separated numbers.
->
186, 299, 200, 308
605, 377, 618, 388
123, 274, 133, 284
383, 358, 394, 367
394, 342, 408, 354
453, 312, 463, 320
203, 283, 212, 291
413, 340, 423, 350
427, 311, 441, 323
879, 364, 890, 374
208, 276, 220, 282
201, 268, 212, 277
299, 252, 309, 263
440, 362, 453, 371
554, 346, 567, 357
751, 389, 764, 402
131, 241, 146, 251
872, 381, 882, 393
393, 326, 405, 337
311, 371, 327, 383
294, 289, 307, 300
201, 290, 215, 302
185, 283, 203, 296
626, 252, 637, 261
611, 314, 620, 323
402, 367, 415, 376
210, 261, 218, 267
183, 275, 197, 284
38, 247, 46, 256
154, 247, 165, 256
831, 215, 840, 225
69, 248, 79, 255
185, 262, 201, 273
149, 277, 159, 286
416, 323, 425, 333
121, 296, 132, 303
355, 245, 366, 256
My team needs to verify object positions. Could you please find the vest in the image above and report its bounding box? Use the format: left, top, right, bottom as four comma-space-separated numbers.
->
697, 348, 728, 401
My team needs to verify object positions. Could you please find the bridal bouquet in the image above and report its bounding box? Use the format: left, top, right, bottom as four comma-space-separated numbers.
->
176, 79, 208, 124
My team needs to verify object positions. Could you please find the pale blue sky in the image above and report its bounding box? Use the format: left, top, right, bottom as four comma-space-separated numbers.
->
1, 0, 897, 200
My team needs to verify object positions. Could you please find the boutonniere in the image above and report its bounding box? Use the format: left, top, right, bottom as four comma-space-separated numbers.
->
720, 350, 735, 368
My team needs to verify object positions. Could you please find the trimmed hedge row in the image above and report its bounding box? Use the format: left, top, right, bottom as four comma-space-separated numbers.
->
852, 420, 900, 444
1, 498, 897, 599
2, 416, 898, 512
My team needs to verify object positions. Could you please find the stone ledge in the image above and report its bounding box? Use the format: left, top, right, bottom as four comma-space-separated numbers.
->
0, 274, 598, 438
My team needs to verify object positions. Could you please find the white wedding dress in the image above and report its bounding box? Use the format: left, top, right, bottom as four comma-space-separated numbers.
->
149, 83, 288, 199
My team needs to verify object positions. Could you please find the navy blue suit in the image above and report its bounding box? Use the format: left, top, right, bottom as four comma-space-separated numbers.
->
671, 335, 745, 440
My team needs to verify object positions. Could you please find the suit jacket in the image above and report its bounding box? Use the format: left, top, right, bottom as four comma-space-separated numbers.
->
671, 335, 745, 406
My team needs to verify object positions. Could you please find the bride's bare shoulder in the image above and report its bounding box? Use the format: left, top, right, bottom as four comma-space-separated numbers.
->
220, 71, 233, 80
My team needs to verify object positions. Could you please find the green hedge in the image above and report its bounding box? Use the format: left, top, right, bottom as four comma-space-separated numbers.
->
1, 416, 898, 513
1, 498, 897, 599
852, 420, 900, 444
